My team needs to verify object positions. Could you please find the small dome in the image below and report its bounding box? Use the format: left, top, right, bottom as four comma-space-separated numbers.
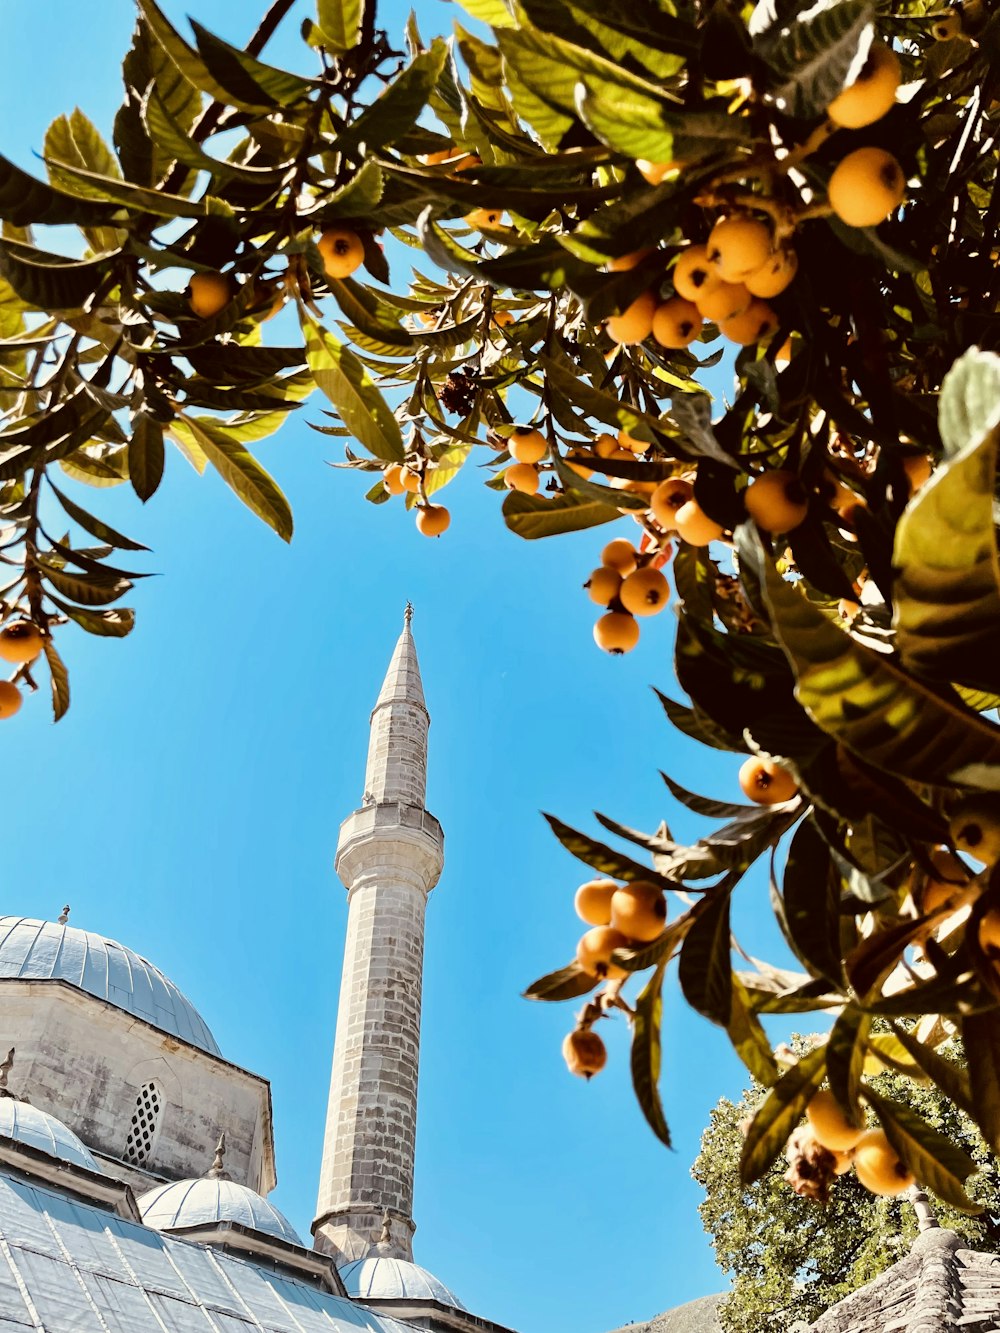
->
137, 1178, 303, 1246
340, 1255, 466, 1309
0, 917, 220, 1056
0, 1098, 102, 1173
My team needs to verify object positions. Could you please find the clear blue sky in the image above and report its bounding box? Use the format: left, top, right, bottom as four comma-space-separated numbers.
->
1, 6, 802, 1332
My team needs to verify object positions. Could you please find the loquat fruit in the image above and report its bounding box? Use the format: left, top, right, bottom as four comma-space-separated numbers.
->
828, 148, 906, 228
695, 281, 752, 323
383, 464, 406, 496
601, 538, 638, 575
674, 499, 724, 546
738, 756, 798, 805
650, 477, 694, 530
852, 1128, 914, 1196
317, 227, 365, 279
574, 879, 618, 926
719, 299, 779, 346
838, 599, 861, 623
585, 566, 624, 607
418, 148, 456, 165
832, 1148, 855, 1175
827, 43, 901, 129
674, 245, 723, 303
619, 567, 670, 617
0, 621, 43, 664
595, 433, 621, 459
562, 1028, 607, 1079
745, 247, 798, 299
607, 248, 653, 272
950, 799, 1000, 865
932, 9, 962, 38
979, 907, 1000, 954
401, 467, 422, 494
618, 428, 647, 454
567, 453, 595, 480
920, 846, 972, 916
707, 216, 774, 282
594, 611, 640, 655
901, 453, 933, 493
636, 160, 675, 185
415, 504, 450, 537
465, 207, 504, 229
610, 881, 667, 942
606, 290, 658, 345
505, 463, 540, 495
0, 681, 22, 719
744, 470, 809, 533
492, 310, 516, 329
188, 271, 235, 318
652, 297, 703, 350
807, 1090, 866, 1152
509, 426, 547, 464
576, 925, 629, 977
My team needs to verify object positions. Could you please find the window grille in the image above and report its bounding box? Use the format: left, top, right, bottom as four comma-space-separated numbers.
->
123, 1081, 161, 1166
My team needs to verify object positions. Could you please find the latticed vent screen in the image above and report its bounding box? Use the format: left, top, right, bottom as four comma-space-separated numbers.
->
123, 1081, 161, 1165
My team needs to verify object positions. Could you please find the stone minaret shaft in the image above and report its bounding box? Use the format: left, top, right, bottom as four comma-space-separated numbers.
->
313, 610, 444, 1263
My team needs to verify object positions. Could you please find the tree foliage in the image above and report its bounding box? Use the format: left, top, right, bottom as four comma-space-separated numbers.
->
693, 1038, 1000, 1332
3, 0, 1000, 1210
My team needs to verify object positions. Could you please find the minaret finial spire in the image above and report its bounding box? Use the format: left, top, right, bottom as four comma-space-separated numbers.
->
57, 905, 70, 925
404, 601, 413, 626
206, 1132, 230, 1180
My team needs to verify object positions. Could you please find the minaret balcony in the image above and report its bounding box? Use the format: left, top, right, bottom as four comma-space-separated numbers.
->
335, 802, 444, 895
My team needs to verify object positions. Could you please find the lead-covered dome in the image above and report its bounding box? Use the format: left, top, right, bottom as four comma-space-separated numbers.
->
0, 917, 220, 1056
0, 1098, 102, 1173
137, 1178, 303, 1246
340, 1256, 466, 1309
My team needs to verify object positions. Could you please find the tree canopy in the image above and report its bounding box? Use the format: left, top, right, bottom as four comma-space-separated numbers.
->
2, 0, 1000, 1219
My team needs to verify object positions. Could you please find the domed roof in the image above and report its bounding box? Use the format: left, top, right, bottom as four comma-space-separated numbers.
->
0, 917, 221, 1056
137, 1178, 303, 1246
0, 1098, 102, 1173
340, 1255, 466, 1309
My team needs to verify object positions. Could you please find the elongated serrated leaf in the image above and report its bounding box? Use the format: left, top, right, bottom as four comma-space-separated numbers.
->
887, 1023, 974, 1118
741, 525, 1000, 788
334, 42, 448, 156
938, 346, 1000, 461
728, 975, 779, 1086
41, 158, 209, 219
0, 152, 116, 228
0, 240, 114, 311
825, 1005, 868, 1119
863, 1088, 981, 1213
48, 595, 136, 638
631, 964, 671, 1146
191, 20, 314, 107
576, 78, 675, 161
137, 0, 270, 111
128, 413, 165, 502
39, 563, 131, 607
758, 0, 874, 120
176, 416, 293, 541
316, 0, 364, 52
43, 639, 69, 722
503, 489, 621, 539
48, 482, 148, 552
612, 912, 693, 974
44, 108, 123, 217
654, 689, 743, 752
522, 961, 598, 1001
143, 89, 285, 184
739, 1045, 827, 1184
302, 316, 404, 463
660, 771, 755, 819
678, 881, 733, 1024
781, 817, 844, 985
670, 394, 740, 469
961, 1011, 1000, 1153
543, 813, 679, 890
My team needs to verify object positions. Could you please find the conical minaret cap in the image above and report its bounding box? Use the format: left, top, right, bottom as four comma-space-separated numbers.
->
371, 605, 426, 720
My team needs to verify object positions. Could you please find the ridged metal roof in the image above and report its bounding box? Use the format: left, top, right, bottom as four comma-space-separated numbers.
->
0, 917, 221, 1056
0, 1100, 101, 1173
340, 1255, 466, 1309
138, 1178, 304, 1247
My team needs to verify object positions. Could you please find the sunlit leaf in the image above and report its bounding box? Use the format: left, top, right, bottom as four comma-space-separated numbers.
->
631, 964, 672, 1146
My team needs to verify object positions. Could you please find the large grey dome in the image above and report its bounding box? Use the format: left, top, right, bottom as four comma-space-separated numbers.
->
0, 917, 221, 1056
0, 1099, 102, 1173
137, 1178, 303, 1246
340, 1255, 466, 1309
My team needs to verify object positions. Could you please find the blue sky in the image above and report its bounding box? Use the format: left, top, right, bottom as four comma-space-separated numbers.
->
2, 6, 802, 1332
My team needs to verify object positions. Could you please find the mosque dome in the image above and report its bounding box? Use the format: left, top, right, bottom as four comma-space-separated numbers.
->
137, 1178, 304, 1246
340, 1255, 466, 1309
0, 1098, 102, 1173
0, 917, 221, 1056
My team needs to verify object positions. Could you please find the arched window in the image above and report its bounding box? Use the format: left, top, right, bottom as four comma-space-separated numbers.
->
122, 1081, 162, 1166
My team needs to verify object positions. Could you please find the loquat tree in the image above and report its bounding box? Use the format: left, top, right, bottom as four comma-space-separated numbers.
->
3, 0, 1000, 1221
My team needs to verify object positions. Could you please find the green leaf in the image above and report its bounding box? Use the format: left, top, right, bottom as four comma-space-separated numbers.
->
660, 771, 754, 819
888, 1023, 975, 1120
678, 880, 733, 1024
631, 964, 671, 1146
302, 316, 404, 463
543, 812, 680, 891
825, 1005, 868, 1120
461, 0, 516, 25
48, 482, 149, 552
739, 1045, 827, 1184
128, 413, 165, 502
0, 152, 116, 228
142, 89, 286, 185
961, 1010, 1000, 1153
612, 913, 694, 974
654, 690, 743, 753
40, 158, 210, 218
756, 0, 874, 121
137, 0, 273, 111
502, 489, 622, 539
316, 0, 364, 52
576, 77, 675, 161
893, 394, 1000, 693
39, 563, 132, 607
177, 415, 293, 541
43, 638, 70, 722
334, 42, 449, 155
862, 1088, 982, 1214
190, 20, 314, 107
0, 239, 114, 311
781, 817, 844, 985
938, 346, 1000, 462
522, 961, 598, 1001
48, 596, 136, 638
740, 524, 1000, 788
44, 109, 123, 210
728, 976, 780, 1086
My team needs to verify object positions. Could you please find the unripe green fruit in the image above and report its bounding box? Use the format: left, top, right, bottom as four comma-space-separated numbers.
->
828, 148, 906, 228
827, 43, 901, 129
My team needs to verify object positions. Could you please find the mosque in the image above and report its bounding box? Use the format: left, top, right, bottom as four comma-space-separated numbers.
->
1, 611, 986, 1333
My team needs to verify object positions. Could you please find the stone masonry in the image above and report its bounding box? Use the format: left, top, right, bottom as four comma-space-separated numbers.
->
313, 614, 444, 1263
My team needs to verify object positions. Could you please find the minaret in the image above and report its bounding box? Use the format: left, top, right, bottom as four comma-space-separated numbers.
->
313, 607, 444, 1263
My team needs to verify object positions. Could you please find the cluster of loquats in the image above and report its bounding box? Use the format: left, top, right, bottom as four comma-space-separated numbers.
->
585, 535, 671, 654
0, 620, 45, 722
783, 1090, 914, 1204
561, 877, 668, 1080
381, 462, 451, 537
